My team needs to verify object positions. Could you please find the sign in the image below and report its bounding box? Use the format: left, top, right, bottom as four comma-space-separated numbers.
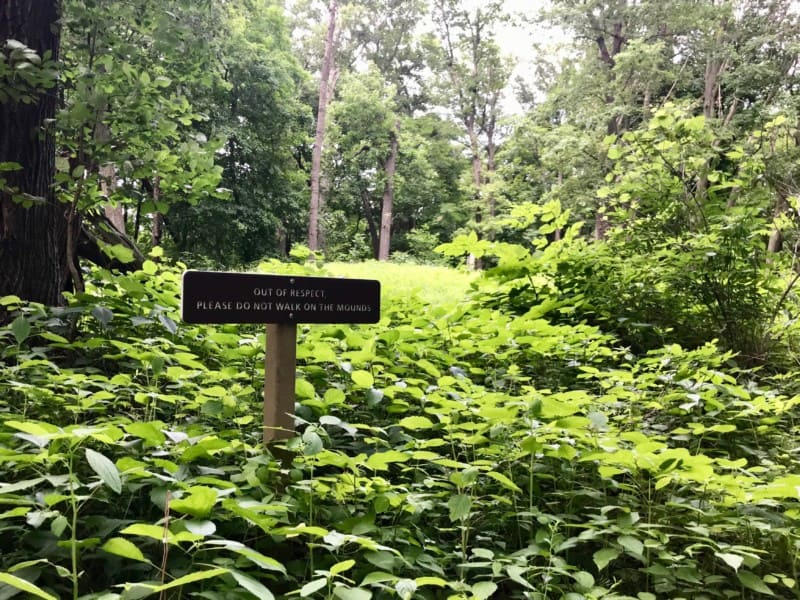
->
181, 270, 381, 324
180, 270, 381, 445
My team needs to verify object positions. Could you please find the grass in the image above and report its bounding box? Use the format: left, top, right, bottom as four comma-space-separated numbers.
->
325, 260, 478, 307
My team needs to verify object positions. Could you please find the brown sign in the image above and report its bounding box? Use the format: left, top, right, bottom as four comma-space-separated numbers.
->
181, 270, 381, 324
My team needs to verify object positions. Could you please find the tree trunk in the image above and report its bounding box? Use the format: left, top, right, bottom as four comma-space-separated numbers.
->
95, 120, 124, 234
151, 176, 164, 247
360, 189, 379, 258
308, 0, 338, 252
0, 0, 72, 311
767, 189, 790, 255
377, 125, 399, 261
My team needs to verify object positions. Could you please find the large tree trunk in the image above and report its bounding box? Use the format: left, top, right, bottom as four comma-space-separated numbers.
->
0, 1, 73, 310
308, 0, 338, 252
360, 189, 379, 258
377, 125, 398, 261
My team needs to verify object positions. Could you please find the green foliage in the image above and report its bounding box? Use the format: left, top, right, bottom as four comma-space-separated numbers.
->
2, 255, 800, 598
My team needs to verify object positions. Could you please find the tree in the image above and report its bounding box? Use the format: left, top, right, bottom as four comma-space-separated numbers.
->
308, 0, 338, 252
0, 0, 71, 309
427, 0, 513, 253
166, 0, 309, 264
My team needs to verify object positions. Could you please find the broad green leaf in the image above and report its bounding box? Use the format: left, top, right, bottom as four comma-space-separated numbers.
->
351, 370, 374, 388
472, 581, 497, 599
142, 260, 158, 275
125, 422, 165, 446
101, 537, 148, 562
717, 552, 744, 571
85, 448, 122, 494
737, 571, 774, 595
415, 576, 447, 587
365, 450, 409, 470
573, 571, 594, 590
204, 539, 286, 573
506, 565, 534, 589
11, 316, 31, 344
296, 378, 316, 399
594, 547, 621, 570
330, 559, 356, 577
0, 572, 57, 600
136, 567, 229, 593
617, 534, 643, 556
169, 486, 217, 518
361, 571, 397, 585
333, 587, 372, 600
448, 494, 471, 522
486, 471, 522, 493
302, 429, 324, 455
395, 579, 417, 600
398, 416, 434, 430
0, 477, 46, 494
300, 578, 327, 597
230, 569, 275, 600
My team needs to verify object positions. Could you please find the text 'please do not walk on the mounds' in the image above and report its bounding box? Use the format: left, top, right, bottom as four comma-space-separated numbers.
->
181, 270, 380, 324
180, 270, 381, 445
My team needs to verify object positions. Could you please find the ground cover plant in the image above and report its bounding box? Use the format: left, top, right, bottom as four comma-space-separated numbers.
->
1, 245, 800, 600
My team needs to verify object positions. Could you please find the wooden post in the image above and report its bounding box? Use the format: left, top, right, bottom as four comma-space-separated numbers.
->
263, 323, 297, 444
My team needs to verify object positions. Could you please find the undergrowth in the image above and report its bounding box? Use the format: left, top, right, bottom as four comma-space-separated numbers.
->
1, 250, 799, 599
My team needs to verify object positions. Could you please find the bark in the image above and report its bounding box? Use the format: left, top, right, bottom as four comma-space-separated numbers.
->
150, 176, 163, 247
96, 121, 125, 233
377, 124, 399, 261
360, 189, 379, 258
767, 189, 790, 255
308, 0, 338, 252
0, 0, 73, 310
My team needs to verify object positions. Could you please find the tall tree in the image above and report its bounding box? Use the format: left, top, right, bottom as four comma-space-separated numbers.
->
427, 0, 512, 251
0, 0, 71, 308
308, 0, 338, 252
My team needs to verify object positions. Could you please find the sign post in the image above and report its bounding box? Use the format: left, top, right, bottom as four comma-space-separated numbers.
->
181, 271, 380, 444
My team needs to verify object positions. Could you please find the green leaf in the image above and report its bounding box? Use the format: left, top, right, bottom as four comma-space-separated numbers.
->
617, 534, 643, 556
132, 567, 229, 593
351, 370, 374, 388
11, 315, 31, 345
169, 486, 218, 518
230, 569, 275, 600
85, 448, 122, 494
573, 571, 594, 590
398, 416, 434, 430
330, 559, 356, 577
296, 378, 316, 399
472, 581, 497, 600
361, 571, 396, 585
125, 422, 166, 446
365, 450, 409, 470
448, 494, 471, 522
395, 579, 417, 600
101, 537, 148, 562
737, 571, 774, 595
717, 552, 744, 571
594, 547, 621, 570
333, 587, 372, 600
415, 576, 447, 587
300, 578, 327, 597
0, 572, 57, 600
101, 243, 135, 264
486, 471, 522, 493
142, 260, 158, 275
